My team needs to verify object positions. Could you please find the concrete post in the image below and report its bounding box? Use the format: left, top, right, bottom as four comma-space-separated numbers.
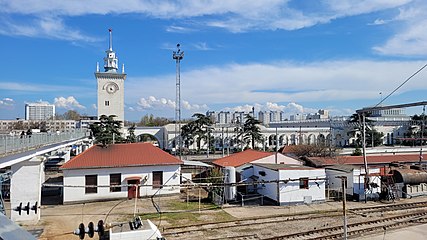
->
10, 156, 44, 223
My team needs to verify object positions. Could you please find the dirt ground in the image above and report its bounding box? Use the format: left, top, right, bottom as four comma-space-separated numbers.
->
14, 193, 427, 240
20, 190, 216, 240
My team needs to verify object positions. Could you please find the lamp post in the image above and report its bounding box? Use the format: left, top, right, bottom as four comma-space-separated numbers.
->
173, 44, 184, 159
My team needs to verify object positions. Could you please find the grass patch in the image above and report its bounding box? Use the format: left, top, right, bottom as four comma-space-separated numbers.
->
138, 208, 235, 227
167, 200, 217, 211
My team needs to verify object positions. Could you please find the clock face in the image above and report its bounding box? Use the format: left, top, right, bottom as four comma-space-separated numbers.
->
105, 83, 119, 94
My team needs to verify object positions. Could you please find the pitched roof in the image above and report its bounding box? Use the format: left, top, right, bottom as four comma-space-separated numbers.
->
61, 143, 182, 170
306, 154, 427, 167
254, 163, 317, 171
212, 149, 273, 167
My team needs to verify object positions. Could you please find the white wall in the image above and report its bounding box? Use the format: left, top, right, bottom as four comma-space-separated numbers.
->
63, 165, 180, 203
278, 168, 325, 204
253, 165, 280, 202
325, 169, 354, 195
326, 167, 381, 200
252, 154, 302, 165
10, 156, 44, 223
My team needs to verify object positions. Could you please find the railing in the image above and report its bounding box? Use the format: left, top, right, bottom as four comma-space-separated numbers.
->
0, 130, 90, 157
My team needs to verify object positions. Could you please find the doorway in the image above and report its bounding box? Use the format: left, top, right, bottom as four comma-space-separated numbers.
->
127, 179, 140, 199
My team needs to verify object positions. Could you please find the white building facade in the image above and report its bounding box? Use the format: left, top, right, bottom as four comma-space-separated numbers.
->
245, 163, 326, 205
25, 102, 55, 121
62, 165, 181, 203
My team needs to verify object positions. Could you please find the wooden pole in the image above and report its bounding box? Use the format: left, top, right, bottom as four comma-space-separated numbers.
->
198, 187, 201, 213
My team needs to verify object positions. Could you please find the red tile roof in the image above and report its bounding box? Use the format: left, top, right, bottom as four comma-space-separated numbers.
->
212, 149, 273, 167
307, 154, 427, 167
61, 143, 182, 170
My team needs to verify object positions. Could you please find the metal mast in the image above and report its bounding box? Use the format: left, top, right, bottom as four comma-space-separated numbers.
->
173, 44, 184, 159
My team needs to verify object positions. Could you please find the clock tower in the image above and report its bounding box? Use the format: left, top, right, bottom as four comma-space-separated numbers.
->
95, 29, 126, 123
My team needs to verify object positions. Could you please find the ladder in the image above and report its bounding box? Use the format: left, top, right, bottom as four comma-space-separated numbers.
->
385, 175, 398, 201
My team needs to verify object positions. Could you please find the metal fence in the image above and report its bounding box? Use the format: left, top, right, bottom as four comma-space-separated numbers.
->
0, 130, 90, 157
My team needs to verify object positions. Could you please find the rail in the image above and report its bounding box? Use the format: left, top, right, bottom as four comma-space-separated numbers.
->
0, 130, 90, 157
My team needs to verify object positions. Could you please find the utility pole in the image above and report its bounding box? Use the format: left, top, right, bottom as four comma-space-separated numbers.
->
207, 128, 210, 159
275, 127, 278, 164
336, 176, 348, 240
222, 127, 225, 157
173, 44, 184, 159
361, 113, 368, 203
420, 105, 425, 165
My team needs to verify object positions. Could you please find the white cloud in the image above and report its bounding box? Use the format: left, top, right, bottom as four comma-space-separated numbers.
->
54, 96, 85, 110
192, 42, 212, 51
0, 0, 412, 34
91, 104, 97, 110
136, 96, 207, 111
223, 102, 318, 115
0, 16, 98, 42
368, 18, 387, 25
126, 60, 427, 109
165, 25, 194, 33
373, 1, 427, 56
0, 98, 14, 108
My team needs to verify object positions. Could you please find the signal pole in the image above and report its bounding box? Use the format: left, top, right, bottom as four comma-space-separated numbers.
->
173, 44, 184, 159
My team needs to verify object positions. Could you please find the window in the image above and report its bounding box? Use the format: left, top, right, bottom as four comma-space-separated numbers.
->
299, 178, 309, 189
85, 175, 97, 194
105, 101, 110, 106
152, 171, 163, 189
110, 173, 121, 192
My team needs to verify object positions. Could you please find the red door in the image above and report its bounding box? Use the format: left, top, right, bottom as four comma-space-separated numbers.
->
127, 179, 140, 199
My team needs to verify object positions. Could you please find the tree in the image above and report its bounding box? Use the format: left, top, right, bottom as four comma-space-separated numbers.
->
180, 113, 213, 153
402, 114, 427, 146
89, 115, 123, 147
138, 114, 171, 126
346, 112, 381, 147
240, 114, 262, 149
62, 110, 82, 120
284, 144, 337, 157
126, 123, 137, 143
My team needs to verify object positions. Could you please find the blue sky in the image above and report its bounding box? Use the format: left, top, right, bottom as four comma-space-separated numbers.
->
1, 0, 427, 121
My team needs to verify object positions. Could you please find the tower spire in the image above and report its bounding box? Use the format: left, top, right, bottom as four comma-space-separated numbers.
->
103, 28, 118, 72
109, 28, 113, 51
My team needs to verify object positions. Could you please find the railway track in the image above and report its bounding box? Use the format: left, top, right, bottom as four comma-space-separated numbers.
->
162, 200, 427, 239
264, 211, 427, 240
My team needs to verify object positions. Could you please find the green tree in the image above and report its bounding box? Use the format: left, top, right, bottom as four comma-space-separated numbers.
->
346, 113, 379, 147
126, 123, 137, 143
402, 114, 427, 146
240, 114, 262, 149
180, 113, 214, 153
89, 115, 123, 147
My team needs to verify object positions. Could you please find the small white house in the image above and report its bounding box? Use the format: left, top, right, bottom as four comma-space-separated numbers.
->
325, 165, 381, 201
242, 163, 326, 205
61, 143, 182, 203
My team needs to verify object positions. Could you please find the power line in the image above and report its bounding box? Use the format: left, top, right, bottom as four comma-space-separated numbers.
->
375, 62, 427, 107
42, 176, 327, 189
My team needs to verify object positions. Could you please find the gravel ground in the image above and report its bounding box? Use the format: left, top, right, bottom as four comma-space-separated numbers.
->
14, 195, 427, 240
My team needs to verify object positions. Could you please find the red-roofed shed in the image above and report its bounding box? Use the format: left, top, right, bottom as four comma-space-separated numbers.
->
61, 143, 182, 203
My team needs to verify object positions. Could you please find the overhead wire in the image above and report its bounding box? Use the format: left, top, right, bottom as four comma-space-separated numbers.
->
375, 62, 427, 107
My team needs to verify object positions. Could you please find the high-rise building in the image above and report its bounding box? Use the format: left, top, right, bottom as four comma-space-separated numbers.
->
25, 102, 55, 120
95, 29, 126, 123
258, 111, 270, 125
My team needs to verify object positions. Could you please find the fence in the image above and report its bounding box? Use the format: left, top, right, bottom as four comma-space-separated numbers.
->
0, 130, 90, 157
